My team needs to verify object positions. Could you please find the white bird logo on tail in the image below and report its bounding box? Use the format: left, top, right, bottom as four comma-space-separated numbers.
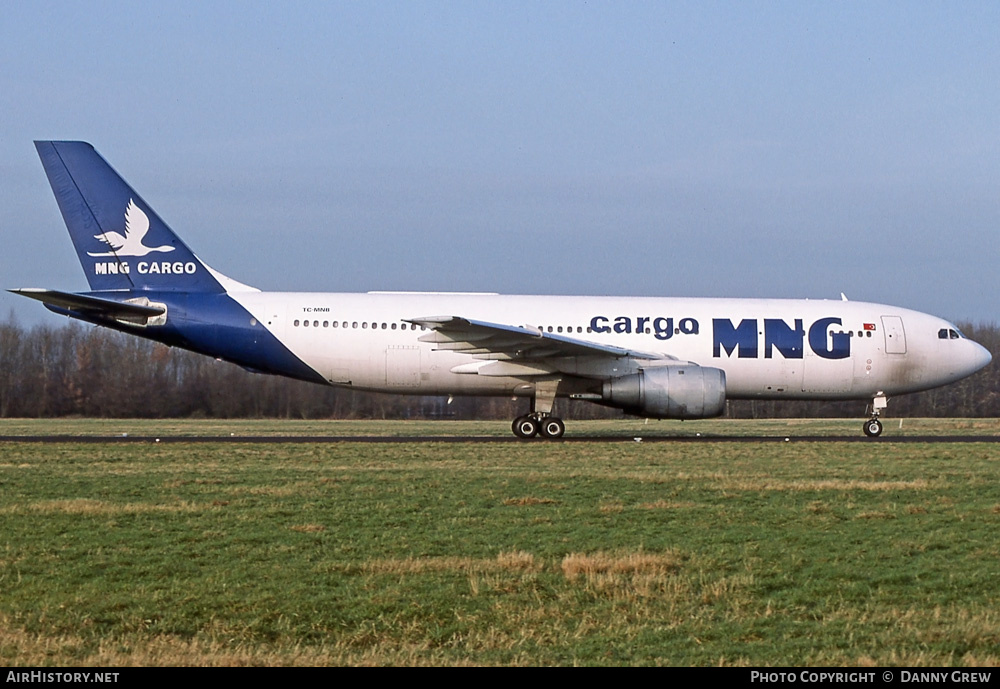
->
88, 199, 175, 257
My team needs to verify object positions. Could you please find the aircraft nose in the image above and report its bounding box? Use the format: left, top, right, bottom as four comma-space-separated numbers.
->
970, 340, 993, 373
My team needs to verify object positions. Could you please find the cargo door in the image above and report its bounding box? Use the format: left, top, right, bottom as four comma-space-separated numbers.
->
385, 346, 421, 387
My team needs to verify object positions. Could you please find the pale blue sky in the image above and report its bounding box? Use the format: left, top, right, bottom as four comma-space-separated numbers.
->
2, 1, 998, 325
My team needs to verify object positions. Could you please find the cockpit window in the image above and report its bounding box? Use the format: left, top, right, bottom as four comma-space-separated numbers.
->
939, 328, 962, 340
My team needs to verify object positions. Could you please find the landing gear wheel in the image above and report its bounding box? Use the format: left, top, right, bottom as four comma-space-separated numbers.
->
512, 416, 539, 439
539, 417, 565, 439
863, 418, 883, 438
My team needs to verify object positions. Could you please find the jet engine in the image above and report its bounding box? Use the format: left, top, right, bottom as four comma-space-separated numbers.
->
601, 365, 726, 419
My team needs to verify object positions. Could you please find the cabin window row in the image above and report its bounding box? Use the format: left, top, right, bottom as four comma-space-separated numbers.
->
291, 321, 881, 339
546, 326, 590, 334
293, 320, 426, 331
291, 320, 594, 334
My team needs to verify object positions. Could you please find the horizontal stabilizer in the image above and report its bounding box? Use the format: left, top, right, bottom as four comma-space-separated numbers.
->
9, 288, 165, 319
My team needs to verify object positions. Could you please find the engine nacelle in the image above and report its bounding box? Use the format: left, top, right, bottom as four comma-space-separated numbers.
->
601, 365, 726, 419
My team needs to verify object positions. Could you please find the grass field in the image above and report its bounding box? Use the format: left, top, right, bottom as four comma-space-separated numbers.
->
1, 419, 998, 666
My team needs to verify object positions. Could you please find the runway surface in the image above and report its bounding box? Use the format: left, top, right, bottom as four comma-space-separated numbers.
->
2, 434, 999, 443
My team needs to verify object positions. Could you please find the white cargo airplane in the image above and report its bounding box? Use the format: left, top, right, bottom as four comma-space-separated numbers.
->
12, 142, 992, 438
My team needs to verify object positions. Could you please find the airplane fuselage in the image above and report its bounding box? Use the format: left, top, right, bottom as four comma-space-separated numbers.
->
82, 289, 989, 404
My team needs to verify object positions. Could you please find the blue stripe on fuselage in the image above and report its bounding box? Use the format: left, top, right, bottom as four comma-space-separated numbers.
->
50, 291, 326, 385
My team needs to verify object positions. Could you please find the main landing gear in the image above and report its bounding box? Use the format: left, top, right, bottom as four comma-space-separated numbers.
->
511, 379, 565, 439
863, 393, 888, 438
512, 414, 565, 439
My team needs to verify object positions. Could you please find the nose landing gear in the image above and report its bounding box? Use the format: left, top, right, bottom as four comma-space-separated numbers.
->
863, 393, 888, 438
864, 418, 883, 437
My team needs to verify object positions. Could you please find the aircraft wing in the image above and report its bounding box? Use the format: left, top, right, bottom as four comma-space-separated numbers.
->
9, 288, 166, 320
407, 315, 667, 361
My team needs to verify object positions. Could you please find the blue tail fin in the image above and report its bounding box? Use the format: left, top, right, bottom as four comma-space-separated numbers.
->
35, 141, 226, 293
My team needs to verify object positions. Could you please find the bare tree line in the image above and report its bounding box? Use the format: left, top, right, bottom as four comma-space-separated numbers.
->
1, 317, 996, 420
